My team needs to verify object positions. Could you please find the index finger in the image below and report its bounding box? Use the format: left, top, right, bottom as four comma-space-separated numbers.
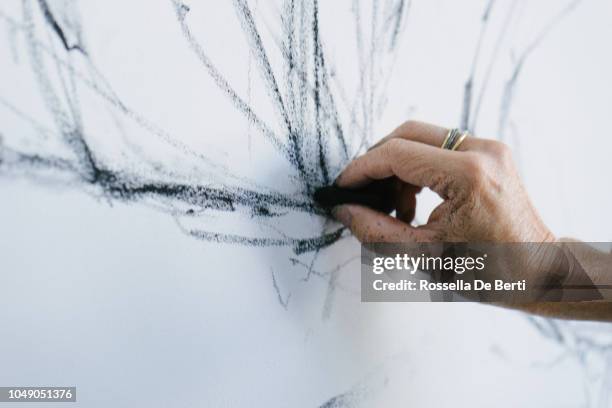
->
370, 120, 481, 151
335, 138, 465, 195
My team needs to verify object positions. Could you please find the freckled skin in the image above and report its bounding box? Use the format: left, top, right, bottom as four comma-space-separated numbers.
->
333, 120, 612, 321
333, 120, 554, 245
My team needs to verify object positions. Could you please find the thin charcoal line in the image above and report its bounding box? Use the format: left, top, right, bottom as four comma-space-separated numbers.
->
470, 0, 518, 132
4, 2, 365, 256
351, 0, 369, 139
0, 96, 56, 139
523, 0, 583, 59
6, 15, 21, 63
461, 0, 496, 131
311, 0, 349, 163
292, 254, 359, 281
352, 1, 370, 150
277, 0, 346, 183
22, 0, 97, 177
527, 316, 612, 365
368, 0, 379, 139
296, 0, 310, 161
281, 0, 309, 166
171, 0, 291, 163
312, 0, 329, 186
186, 227, 345, 255
386, 0, 411, 51
35, 0, 86, 54
232, 0, 311, 186
498, 0, 582, 139
304, 247, 322, 282
349, 0, 383, 151
5, 20, 310, 217
4, 9, 228, 173
367, 0, 412, 139
274, 35, 347, 162
271, 268, 291, 310
233, 0, 292, 134
281, 0, 303, 171
328, 72, 366, 157
321, 265, 339, 320
0, 145, 80, 174
46, 25, 87, 143
281, 0, 297, 127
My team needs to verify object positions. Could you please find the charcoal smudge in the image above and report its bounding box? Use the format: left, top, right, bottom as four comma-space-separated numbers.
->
1, 0, 410, 256
36, 0, 86, 54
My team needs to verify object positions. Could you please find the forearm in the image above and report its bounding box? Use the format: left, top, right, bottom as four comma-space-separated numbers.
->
514, 301, 612, 322
560, 239, 612, 288
517, 240, 612, 321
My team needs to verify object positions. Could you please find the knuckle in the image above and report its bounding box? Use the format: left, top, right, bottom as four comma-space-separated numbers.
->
400, 120, 419, 132
461, 153, 488, 185
486, 140, 512, 161
385, 137, 405, 151
383, 138, 406, 158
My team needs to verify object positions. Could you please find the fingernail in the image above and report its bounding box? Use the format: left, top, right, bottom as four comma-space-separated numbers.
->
331, 205, 352, 227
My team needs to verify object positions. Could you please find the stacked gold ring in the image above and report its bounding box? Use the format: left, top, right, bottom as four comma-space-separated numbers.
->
441, 128, 469, 151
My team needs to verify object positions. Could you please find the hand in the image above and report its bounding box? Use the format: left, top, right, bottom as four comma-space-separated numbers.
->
333, 120, 556, 244
332, 120, 612, 320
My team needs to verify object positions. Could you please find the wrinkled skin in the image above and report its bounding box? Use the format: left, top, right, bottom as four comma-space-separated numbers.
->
332, 120, 612, 321
333, 120, 554, 244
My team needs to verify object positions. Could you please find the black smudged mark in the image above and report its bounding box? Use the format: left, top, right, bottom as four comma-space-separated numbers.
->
312, 0, 329, 185
9, 3, 222, 175
186, 227, 345, 255
36, 0, 86, 54
1, 1, 409, 257
177, 2, 190, 19
1, 144, 323, 215
232, 0, 308, 185
6, 0, 612, 380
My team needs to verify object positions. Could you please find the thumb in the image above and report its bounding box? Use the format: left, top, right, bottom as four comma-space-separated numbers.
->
332, 204, 434, 243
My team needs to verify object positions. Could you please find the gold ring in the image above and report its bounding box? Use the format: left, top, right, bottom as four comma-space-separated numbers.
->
441, 128, 469, 151
451, 131, 468, 151
441, 129, 453, 150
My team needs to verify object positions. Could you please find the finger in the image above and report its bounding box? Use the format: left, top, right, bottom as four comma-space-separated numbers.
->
332, 204, 434, 243
427, 201, 451, 224
336, 138, 464, 195
395, 182, 420, 224
370, 120, 485, 151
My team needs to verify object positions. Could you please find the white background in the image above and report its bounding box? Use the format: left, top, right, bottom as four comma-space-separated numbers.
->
1, 1, 612, 407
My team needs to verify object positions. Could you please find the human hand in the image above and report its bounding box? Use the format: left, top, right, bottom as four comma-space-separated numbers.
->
333, 120, 556, 245
332, 121, 612, 318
